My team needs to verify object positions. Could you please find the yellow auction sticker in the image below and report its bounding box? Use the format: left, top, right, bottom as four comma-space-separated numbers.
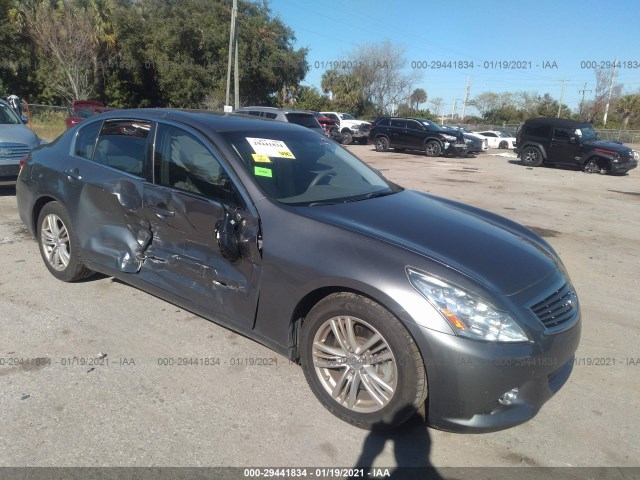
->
252, 153, 271, 163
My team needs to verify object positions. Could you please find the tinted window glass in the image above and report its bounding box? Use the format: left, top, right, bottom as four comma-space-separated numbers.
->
154, 124, 240, 205
376, 118, 390, 127
93, 120, 150, 175
220, 129, 396, 205
74, 121, 101, 159
0, 103, 20, 125
324, 113, 339, 122
407, 120, 423, 130
264, 112, 278, 119
553, 127, 573, 141
285, 113, 322, 129
390, 119, 406, 128
525, 124, 551, 138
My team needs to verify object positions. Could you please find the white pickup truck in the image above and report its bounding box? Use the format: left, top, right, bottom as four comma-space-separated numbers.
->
320, 112, 371, 145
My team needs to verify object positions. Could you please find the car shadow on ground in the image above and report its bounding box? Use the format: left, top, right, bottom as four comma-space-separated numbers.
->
0, 186, 16, 196
349, 405, 444, 480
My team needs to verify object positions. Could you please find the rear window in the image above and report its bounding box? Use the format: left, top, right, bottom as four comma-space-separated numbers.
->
285, 113, 322, 129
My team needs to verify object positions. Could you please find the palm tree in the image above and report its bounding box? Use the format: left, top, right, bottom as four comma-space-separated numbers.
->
321, 69, 340, 101
614, 94, 640, 128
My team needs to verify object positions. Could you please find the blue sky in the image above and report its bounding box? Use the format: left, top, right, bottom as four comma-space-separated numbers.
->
267, 0, 640, 116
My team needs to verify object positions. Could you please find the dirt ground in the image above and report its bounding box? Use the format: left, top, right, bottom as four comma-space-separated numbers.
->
0, 146, 638, 472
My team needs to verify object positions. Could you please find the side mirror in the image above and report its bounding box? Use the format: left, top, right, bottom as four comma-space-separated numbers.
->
215, 210, 241, 262
21, 115, 28, 123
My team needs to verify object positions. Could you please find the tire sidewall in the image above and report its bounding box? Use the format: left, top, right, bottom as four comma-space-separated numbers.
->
424, 140, 442, 157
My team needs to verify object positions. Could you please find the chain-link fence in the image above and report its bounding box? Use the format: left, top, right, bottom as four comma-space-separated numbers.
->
25, 104, 68, 141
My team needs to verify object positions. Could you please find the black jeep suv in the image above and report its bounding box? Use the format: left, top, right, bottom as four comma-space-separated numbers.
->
369, 117, 467, 157
515, 117, 638, 175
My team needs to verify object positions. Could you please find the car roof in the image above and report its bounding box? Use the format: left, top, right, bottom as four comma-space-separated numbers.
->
235, 106, 313, 115
89, 108, 311, 134
524, 117, 592, 128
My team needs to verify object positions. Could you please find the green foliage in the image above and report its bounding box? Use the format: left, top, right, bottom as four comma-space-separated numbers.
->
1, 0, 309, 108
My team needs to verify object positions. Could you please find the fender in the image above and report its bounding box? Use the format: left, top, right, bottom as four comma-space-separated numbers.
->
579, 148, 616, 167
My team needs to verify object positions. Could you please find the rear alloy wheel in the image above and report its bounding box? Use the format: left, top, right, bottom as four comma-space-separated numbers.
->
520, 146, 543, 167
38, 202, 93, 282
341, 131, 353, 145
374, 136, 389, 152
424, 140, 442, 157
499, 140, 509, 149
300, 293, 427, 431
583, 157, 611, 175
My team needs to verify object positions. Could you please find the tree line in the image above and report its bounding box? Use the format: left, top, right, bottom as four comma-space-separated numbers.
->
1, 1, 639, 128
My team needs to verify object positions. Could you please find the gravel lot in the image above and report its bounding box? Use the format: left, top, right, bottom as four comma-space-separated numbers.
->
0, 146, 639, 471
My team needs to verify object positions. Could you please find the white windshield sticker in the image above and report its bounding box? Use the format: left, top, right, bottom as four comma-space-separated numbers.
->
246, 137, 296, 159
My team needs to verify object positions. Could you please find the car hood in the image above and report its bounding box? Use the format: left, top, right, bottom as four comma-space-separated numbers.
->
299, 190, 559, 296
0, 124, 39, 146
584, 139, 633, 153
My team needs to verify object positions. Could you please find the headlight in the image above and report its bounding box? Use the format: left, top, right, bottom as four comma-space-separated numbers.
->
633, 151, 638, 160
440, 133, 457, 142
407, 269, 529, 343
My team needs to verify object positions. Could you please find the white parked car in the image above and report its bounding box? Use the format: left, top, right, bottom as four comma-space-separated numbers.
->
320, 112, 371, 145
476, 131, 516, 149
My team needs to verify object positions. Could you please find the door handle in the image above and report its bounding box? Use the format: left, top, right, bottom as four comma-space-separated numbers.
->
63, 168, 81, 180
149, 204, 175, 217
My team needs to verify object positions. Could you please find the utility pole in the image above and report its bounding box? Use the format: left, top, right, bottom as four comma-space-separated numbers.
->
557, 78, 568, 118
603, 60, 617, 126
451, 98, 458, 120
578, 83, 592, 118
225, 0, 239, 109
461, 76, 471, 121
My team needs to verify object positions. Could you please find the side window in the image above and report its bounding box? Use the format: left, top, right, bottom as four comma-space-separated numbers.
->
553, 127, 572, 141
93, 120, 150, 175
485, 132, 496, 137
264, 112, 278, 119
407, 120, 422, 130
525, 124, 551, 139
390, 119, 406, 128
154, 123, 241, 205
377, 118, 390, 127
74, 121, 102, 159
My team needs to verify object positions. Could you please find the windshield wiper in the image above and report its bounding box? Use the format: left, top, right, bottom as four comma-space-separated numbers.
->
342, 190, 395, 203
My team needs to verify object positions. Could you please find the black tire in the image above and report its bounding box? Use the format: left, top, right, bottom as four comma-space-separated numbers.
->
499, 140, 508, 149
37, 201, 93, 282
583, 157, 611, 175
424, 140, 442, 157
341, 131, 353, 145
357, 137, 368, 145
520, 146, 543, 167
374, 136, 389, 152
300, 292, 428, 431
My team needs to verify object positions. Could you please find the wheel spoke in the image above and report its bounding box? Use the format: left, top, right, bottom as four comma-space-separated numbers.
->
359, 371, 385, 406
363, 365, 394, 395
355, 332, 381, 355
347, 372, 361, 408
331, 369, 351, 399
345, 317, 360, 352
58, 246, 71, 267
330, 318, 351, 353
313, 341, 347, 359
52, 248, 62, 268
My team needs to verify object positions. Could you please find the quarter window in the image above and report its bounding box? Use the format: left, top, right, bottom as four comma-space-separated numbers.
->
154, 124, 240, 205
390, 119, 406, 128
74, 121, 102, 159
553, 127, 573, 141
524, 124, 551, 139
93, 120, 150, 175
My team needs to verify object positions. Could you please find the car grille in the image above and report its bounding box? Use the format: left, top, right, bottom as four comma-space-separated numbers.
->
530, 282, 579, 333
358, 123, 370, 133
0, 142, 30, 161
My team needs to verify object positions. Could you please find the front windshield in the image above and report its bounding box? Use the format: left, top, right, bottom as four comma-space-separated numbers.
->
498, 131, 512, 138
0, 103, 21, 125
340, 113, 355, 120
577, 126, 597, 141
220, 129, 398, 205
419, 119, 443, 131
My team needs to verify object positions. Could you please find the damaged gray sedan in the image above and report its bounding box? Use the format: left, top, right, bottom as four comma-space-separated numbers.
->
16, 110, 580, 432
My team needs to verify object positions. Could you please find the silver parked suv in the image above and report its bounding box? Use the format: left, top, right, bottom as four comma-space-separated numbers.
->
234, 106, 325, 136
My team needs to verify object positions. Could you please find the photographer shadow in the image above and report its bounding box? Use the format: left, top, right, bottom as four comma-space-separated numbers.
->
349, 405, 444, 480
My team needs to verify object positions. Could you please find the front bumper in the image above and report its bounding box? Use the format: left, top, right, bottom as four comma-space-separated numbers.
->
611, 157, 638, 173
404, 315, 581, 433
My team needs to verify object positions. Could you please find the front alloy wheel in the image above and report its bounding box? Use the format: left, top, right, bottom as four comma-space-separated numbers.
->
424, 140, 442, 157
300, 293, 427, 430
521, 146, 543, 167
375, 136, 389, 152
